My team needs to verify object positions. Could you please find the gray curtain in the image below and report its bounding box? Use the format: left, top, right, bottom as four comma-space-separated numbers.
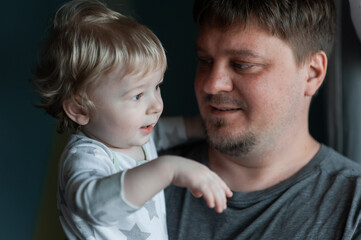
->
327, 0, 361, 163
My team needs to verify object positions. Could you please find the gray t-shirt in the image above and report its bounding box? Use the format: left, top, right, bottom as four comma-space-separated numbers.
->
165, 142, 361, 240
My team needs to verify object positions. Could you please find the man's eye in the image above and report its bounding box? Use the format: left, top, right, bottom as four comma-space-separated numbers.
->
132, 93, 143, 101
233, 62, 252, 70
198, 57, 212, 65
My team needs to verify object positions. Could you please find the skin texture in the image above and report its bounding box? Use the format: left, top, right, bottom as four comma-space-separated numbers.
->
62, 64, 232, 212
194, 19, 327, 192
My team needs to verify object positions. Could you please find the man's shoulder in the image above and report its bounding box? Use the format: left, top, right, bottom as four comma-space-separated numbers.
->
320, 144, 361, 178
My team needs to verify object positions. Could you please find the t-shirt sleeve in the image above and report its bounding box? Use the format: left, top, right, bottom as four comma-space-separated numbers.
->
152, 116, 188, 151
59, 143, 140, 226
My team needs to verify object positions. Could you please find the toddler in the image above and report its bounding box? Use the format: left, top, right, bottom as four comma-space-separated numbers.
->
32, 0, 232, 239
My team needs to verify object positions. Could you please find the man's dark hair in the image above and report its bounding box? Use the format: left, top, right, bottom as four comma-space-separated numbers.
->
193, 0, 336, 65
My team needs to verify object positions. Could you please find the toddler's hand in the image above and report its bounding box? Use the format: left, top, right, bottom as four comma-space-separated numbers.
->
166, 156, 233, 213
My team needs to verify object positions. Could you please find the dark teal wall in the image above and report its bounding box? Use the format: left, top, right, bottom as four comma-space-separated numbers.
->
125, 0, 200, 117
0, 1, 67, 239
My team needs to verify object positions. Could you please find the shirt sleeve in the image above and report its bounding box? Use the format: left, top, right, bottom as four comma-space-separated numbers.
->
152, 116, 188, 151
59, 142, 139, 226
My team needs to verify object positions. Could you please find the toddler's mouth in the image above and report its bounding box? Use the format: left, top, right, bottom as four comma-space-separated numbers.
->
140, 124, 154, 134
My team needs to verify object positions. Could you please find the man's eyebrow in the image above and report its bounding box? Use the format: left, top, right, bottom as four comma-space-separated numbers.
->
196, 45, 263, 59
195, 44, 206, 53
224, 49, 263, 58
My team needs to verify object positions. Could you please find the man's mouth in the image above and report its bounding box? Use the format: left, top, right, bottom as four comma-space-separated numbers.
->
206, 94, 247, 112
211, 106, 242, 111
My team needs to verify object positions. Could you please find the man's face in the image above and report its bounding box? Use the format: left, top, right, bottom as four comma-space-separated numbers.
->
194, 20, 309, 157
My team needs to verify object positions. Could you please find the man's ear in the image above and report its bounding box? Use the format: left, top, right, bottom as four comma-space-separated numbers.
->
62, 97, 90, 126
304, 51, 327, 97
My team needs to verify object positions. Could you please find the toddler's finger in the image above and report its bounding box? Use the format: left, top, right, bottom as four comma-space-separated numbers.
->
225, 187, 233, 198
202, 189, 216, 209
214, 174, 233, 198
191, 190, 203, 198
214, 189, 227, 213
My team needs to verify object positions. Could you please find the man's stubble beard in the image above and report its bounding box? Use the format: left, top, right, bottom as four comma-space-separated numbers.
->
203, 117, 257, 157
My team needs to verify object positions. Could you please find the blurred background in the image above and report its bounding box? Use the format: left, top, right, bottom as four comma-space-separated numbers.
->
1, 0, 360, 239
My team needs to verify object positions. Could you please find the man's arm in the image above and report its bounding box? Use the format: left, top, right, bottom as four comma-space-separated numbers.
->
184, 115, 206, 139
153, 116, 205, 151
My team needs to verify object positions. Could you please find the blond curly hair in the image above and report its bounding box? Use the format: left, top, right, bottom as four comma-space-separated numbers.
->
32, 0, 167, 133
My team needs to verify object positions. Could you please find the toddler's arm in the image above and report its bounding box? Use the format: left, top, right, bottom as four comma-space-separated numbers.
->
124, 155, 232, 213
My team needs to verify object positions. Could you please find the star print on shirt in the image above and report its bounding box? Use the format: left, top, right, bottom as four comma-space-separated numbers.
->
120, 224, 151, 240
84, 146, 98, 156
144, 199, 159, 221
88, 169, 98, 177
76, 221, 96, 238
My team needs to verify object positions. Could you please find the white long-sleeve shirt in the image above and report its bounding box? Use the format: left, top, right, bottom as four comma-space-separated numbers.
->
58, 117, 187, 240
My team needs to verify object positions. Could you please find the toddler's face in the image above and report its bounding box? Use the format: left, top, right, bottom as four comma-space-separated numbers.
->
83, 65, 164, 150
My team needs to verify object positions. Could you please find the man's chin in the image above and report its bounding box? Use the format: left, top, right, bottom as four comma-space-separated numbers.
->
206, 131, 257, 157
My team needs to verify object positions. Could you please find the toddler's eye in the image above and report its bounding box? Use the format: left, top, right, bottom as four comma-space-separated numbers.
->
132, 93, 143, 101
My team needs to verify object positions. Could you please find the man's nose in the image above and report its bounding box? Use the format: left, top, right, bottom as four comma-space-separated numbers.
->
202, 64, 233, 95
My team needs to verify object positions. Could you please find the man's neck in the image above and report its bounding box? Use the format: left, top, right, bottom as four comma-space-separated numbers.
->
208, 137, 320, 192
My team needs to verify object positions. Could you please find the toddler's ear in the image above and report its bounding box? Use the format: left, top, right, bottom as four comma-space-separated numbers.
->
62, 97, 89, 126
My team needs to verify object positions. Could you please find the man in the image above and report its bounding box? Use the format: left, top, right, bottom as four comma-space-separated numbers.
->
165, 0, 361, 239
